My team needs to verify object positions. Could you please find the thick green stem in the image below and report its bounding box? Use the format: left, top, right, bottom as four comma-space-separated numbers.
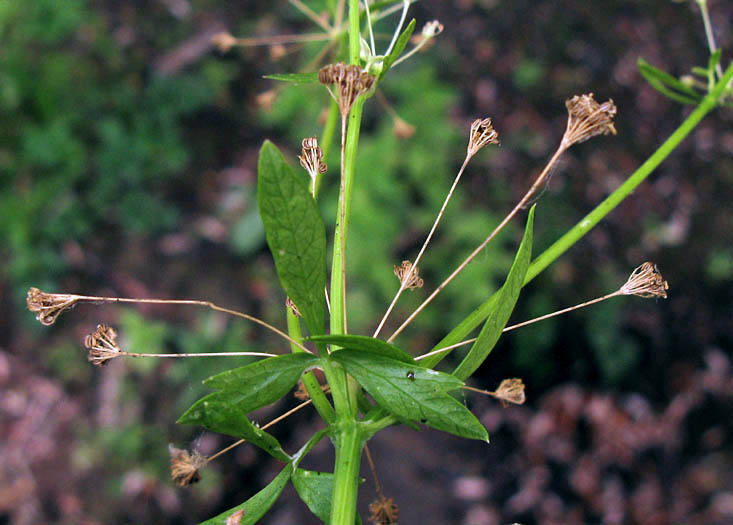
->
286, 309, 335, 423
329, 421, 364, 525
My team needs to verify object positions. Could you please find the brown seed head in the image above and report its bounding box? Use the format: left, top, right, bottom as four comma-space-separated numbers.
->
212, 32, 237, 53
562, 93, 617, 149
319, 62, 375, 118
368, 495, 399, 525
394, 260, 424, 290
620, 261, 669, 299
493, 378, 526, 406
84, 324, 122, 366
169, 445, 207, 487
421, 20, 444, 39
393, 116, 416, 139
27, 287, 81, 326
467, 117, 500, 158
298, 137, 327, 181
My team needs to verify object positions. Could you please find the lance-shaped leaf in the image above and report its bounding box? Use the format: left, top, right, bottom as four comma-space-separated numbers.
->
200, 464, 291, 524
178, 392, 289, 462
203, 353, 319, 410
379, 18, 416, 81
331, 350, 488, 441
308, 334, 415, 364
638, 58, 702, 105
258, 140, 327, 335
452, 206, 535, 381
264, 72, 319, 85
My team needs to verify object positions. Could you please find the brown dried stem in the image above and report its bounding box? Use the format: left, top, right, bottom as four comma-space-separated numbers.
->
28, 288, 311, 353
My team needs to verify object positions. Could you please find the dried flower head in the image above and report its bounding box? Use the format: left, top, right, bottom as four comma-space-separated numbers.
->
285, 297, 302, 318
620, 261, 669, 299
393, 116, 416, 139
467, 117, 500, 158
298, 137, 327, 182
394, 260, 424, 290
368, 495, 399, 525
212, 32, 237, 53
169, 445, 207, 487
493, 378, 526, 406
562, 93, 617, 149
225, 509, 246, 525
421, 20, 444, 39
84, 324, 122, 366
27, 287, 81, 326
319, 62, 375, 118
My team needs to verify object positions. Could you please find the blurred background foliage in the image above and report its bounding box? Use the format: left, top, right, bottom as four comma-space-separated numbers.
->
1, 0, 731, 524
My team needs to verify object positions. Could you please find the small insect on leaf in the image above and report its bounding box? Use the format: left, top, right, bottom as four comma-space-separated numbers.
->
406, 370, 415, 381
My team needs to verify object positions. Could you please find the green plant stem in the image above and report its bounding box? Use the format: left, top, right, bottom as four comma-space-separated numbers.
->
286, 309, 335, 423
348, 0, 360, 64
367, 62, 733, 432
525, 60, 733, 284
330, 421, 364, 525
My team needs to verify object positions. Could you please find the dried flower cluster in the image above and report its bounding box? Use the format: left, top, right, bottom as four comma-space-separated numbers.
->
467, 117, 500, 158
26, 287, 81, 326
169, 446, 207, 487
84, 324, 122, 366
298, 137, 327, 188
620, 261, 669, 299
493, 378, 527, 406
562, 93, 617, 149
368, 495, 399, 524
393, 260, 424, 290
421, 20, 444, 39
212, 32, 237, 53
319, 62, 375, 118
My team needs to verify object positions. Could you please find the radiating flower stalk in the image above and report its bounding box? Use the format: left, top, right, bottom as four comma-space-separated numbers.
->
373, 117, 500, 338
27, 287, 312, 353
386, 93, 617, 343
169, 397, 316, 486
415, 262, 669, 362
84, 324, 277, 366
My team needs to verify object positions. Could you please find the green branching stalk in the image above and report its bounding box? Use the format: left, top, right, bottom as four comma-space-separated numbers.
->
424, 62, 733, 368
525, 61, 733, 284
286, 308, 336, 423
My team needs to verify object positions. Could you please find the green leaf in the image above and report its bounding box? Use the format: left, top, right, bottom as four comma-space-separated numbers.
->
452, 205, 535, 380
379, 18, 416, 80
204, 353, 319, 405
292, 469, 363, 524
637, 58, 702, 105
264, 72, 320, 85
200, 464, 291, 524
178, 392, 289, 461
292, 470, 336, 522
331, 350, 488, 441
258, 140, 327, 335
307, 334, 415, 363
